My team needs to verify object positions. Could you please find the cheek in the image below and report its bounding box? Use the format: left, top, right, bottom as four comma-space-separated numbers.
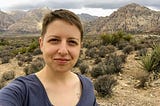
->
71, 48, 81, 58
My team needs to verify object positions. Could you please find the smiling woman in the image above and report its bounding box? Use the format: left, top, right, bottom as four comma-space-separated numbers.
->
0, 9, 98, 106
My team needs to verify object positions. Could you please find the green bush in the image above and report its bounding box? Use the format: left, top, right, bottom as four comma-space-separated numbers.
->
85, 47, 98, 58
0, 39, 9, 46
122, 45, 134, 54
90, 63, 105, 78
100, 33, 115, 45
139, 44, 160, 73
1, 56, 11, 64
104, 53, 124, 74
94, 75, 117, 97
24, 57, 44, 75
98, 45, 116, 58
79, 63, 89, 74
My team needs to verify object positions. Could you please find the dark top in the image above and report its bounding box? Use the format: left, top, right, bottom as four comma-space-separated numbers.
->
0, 74, 98, 106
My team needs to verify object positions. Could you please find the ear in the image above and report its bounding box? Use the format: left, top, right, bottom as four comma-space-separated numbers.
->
39, 37, 44, 52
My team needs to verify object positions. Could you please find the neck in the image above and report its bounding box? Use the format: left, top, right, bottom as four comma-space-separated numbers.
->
36, 65, 75, 84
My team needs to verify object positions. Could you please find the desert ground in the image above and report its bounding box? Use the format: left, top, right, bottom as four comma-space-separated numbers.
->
0, 34, 160, 106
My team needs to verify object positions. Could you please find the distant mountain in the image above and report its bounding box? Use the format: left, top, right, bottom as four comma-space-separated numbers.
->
7, 10, 26, 21
0, 11, 15, 32
77, 13, 98, 23
0, 7, 97, 35
7, 7, 51, 34
85, 3, 160, 35
0, 3, 160, 35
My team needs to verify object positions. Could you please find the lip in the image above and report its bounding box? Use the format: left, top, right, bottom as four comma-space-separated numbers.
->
54, 58, 70, 64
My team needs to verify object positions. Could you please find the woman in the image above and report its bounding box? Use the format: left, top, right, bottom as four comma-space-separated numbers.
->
0, 9, 98, 106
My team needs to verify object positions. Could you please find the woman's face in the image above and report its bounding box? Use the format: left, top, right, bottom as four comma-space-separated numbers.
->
39, 19, 81, 73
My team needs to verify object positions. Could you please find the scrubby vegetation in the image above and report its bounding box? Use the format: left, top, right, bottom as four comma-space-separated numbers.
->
0, 32, 160, 103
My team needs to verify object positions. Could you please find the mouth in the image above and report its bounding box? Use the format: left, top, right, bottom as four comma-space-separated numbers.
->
54, 58, 70, 64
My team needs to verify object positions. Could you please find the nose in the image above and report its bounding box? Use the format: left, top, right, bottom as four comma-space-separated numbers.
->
57, 41, 68, 56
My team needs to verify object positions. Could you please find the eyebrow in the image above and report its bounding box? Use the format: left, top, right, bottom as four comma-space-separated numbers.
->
68, 37, 80, 41
47, 35, 80, 41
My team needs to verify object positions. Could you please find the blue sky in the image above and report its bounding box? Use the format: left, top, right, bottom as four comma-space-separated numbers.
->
0, 0, 160, 16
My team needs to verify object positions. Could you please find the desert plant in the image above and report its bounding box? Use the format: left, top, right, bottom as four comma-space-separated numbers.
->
24, 57, 45, 75
139, 44, 160, 73
74, 58, 82, 67
90, 62, 105, 78
1, 71, 15, 82
79, 62, 89, 74
100, 33, 115, 45
94, 57, 102, 64
104, 53, 124, 74
85, 47, 98, 58
139, 53, 156, 72
94, 75, 117, 97
27, 39, 39, 52
1, 56, 11, 64
98, 45, 116, 58
122, 45, 134, 54
137, 48, 148, 57
0, 38, 9, 46
123, 34, 133, 41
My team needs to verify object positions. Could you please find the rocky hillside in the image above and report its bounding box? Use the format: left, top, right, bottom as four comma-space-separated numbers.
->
85, 3, 160, 35
0, 11, 15, 32
0, 3, 160, 35
78, 13, 98, 23
6, 7, 51, 34
0, 7, 97, 35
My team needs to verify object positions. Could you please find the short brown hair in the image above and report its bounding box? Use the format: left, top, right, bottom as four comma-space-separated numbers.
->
41, 9, 83, 40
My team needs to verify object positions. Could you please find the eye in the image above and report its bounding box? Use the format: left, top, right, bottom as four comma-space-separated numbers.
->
48, 38, 60, 44
68, 40, 78, 46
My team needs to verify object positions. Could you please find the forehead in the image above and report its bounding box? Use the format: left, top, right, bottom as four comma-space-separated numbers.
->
45, 20, 81, 39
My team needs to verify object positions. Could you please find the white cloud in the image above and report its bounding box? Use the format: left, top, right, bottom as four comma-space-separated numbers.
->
70, 8, 117, 16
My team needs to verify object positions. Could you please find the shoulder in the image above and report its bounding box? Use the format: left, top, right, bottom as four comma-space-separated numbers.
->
9, 74, 37, 87
0, 74, 38, 94
77, 74, 94, 90
0, 74, 37, 105
77, 74, 92, 83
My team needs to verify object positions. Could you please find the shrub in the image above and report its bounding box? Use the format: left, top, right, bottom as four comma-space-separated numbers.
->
94, 57, 102, 64
139, 53, 155, 72
100, 33, 115, 45
79, 63, 89, 74
137, 48, 148, 57
32, 48, 42, 55
123, 34, 133, 42
1, 56, 10, 64
90, 62, 105, 78
98, 45, 116, 58
85, 47, 98, 58
24, 57, 45, 75
117, 40, 129, 50
16, 53, 32, 63
74, 58, 82, 67
104, 53, 124, 74
94, 75, 117, 97
27, 39, 39, 52
1, 71, 15, 82
122, 45, 134, 54
139, 44, 160, 73
0, 39, 9, 46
